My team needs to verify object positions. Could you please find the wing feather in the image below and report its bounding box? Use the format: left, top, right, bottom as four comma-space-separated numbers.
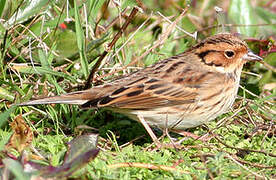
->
82, 75, 201, 109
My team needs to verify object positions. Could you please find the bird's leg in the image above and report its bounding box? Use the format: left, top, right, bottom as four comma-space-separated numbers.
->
163, 112, 179, 147
137, 114, 161, 147
172, 129, 212, 142
164, 126, 181, 148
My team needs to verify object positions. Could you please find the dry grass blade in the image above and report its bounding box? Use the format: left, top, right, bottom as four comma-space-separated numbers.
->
108, 162, 190, 174
85, 7, 139, 89
128, 8, 189, 67
96, 7, 190, 81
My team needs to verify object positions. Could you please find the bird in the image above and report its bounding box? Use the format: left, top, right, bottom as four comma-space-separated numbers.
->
19, 33, 262, 144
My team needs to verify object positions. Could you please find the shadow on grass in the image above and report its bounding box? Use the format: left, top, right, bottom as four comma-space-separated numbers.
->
84, 109, 154, 145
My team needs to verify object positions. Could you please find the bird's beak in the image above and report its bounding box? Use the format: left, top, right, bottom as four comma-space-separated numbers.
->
242, 50, 263, 61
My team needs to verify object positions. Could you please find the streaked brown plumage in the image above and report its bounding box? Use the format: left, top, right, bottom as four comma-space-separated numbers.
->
19, 33, 262, 138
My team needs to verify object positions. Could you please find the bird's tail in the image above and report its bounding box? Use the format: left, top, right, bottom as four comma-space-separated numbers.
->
18, 90, 93, 106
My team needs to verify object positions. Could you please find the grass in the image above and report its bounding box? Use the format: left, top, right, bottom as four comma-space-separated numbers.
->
0, 0, 275, 179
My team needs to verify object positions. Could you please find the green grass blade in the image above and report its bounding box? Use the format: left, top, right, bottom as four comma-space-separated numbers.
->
5, 0, 48, 28
0, 106, 16, 127
228, 0, 257, 36
0, 0, 6, 17
11, 64, 77, 83
0, 87, 14, 101
74, 1, 89, 78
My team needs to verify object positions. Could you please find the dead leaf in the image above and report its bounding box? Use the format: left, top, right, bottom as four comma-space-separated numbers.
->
6, 115, 33, 153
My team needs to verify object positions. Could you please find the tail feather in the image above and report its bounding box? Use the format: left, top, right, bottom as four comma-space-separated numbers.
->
18, 91, 92, 106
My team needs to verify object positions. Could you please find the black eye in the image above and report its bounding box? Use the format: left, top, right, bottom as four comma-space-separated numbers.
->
224, 50, 235, 58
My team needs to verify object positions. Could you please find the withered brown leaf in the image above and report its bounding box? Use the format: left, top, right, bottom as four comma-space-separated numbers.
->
6, 115, 33, 153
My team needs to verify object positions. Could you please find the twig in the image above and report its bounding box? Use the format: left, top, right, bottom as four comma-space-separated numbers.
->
96, 7, 189, 81
111, 13, 152, 59
94, 0, 110, 36
108, 162, 190, 174
157, 11, 197, 39
174, 23, 276, 40
261, 61, 276, 73
225, 154, 266, 179
200, 155, 214, 180
214, 135, 276, 157
239, 85, 260, 98
242, 71, 262, 78
119, 135, 145, 149
135, 0, 147, 11
260, 122, 274, 149
84, 7, 139, 89
191, 153, 276, 169
103, 8, 129, 33
232, 155, 276, 169
216, 107, 245, 128
130, 8, 189, 66
245, 107, 257, 127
